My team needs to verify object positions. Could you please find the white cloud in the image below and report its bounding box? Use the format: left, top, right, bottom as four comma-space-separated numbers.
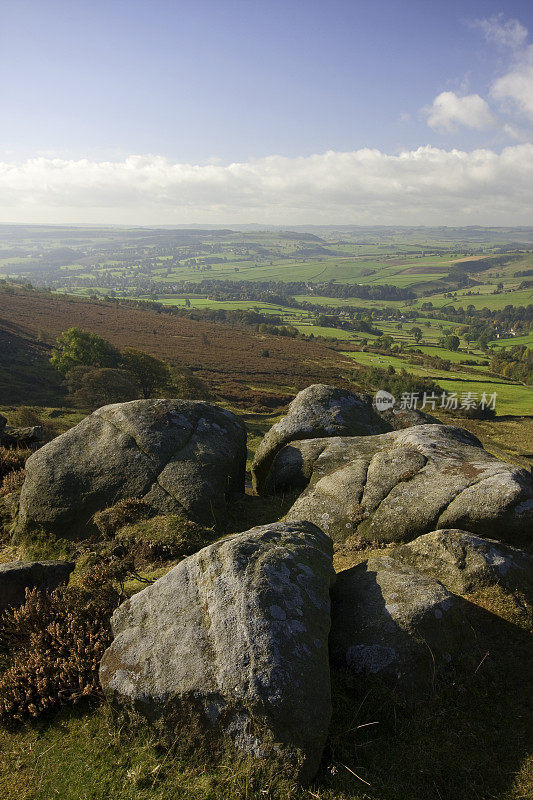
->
472, 14, 528, 49
424, 18, 533, 135
503, 122, 526, 140
425, 92, 497, 132
0, 146, 532, 225
468, 15, 533, 123
491, 45, 533, 121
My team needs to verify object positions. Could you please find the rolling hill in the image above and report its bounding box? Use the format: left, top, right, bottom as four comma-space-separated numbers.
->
0, 287, 353, 410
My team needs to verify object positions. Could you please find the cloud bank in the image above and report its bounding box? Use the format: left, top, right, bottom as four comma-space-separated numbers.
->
1, 145, 532, 225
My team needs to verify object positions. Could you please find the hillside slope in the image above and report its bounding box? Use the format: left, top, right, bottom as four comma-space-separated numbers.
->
0, 289, 353, 408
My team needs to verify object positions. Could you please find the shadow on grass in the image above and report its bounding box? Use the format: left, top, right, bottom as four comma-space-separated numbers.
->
322, 598, 533, 800
1, 559, 530, 800
224, 489, 299, 535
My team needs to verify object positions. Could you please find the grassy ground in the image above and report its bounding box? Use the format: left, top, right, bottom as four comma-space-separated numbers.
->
491, 333, 533, 349
0, 560, 530, 800
437, 413, 533, 469
418, 287, 533, 311
51, 248, 533, 297
157, 297, 305, 317
1, 399, 532, 799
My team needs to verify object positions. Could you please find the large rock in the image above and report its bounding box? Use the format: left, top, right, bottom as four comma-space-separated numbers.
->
100, 520, 335, 783
283, 425, 533, 546
391, 529, 533, 596
0, 560, 74, 612
330, 555, 474, 698
14, 399, 247, 541
378, 405, 439, 430
251, 384, 436, 494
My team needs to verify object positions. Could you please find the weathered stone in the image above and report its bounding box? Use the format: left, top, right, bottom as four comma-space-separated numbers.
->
14, 399, 247, 541
284, 425, 533, 546
0, 560, 74, 612
251, 384, 436, 494
378, 406, 439, 429
0, 425, 42, 448
330, 555, 474, 698
391, 529, 533, 596
100, 520, 335, 783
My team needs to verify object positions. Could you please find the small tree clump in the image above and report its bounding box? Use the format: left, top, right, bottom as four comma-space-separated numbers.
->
65, 366, 140, 410
50, 328, 121, 375
121, 348, 171, 398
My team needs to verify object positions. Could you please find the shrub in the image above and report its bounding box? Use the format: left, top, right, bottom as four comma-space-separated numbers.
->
0, 468, 25, 497
5, 406, 42, 428
114, 514, 213, 567
50, 328, 120, 375
65, 366, 140, 410
0, 447, 31, 479
121, 348, 171, 398
355, 365, 442, 400
92, 497, 153, 537
166, 367, 211, 400
455, 405, 497, 420
0, 559, 125, 722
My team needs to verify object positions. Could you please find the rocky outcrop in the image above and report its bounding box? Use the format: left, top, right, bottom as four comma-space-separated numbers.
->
14, 399, 247, 542
377, 405, 439, 429
251, 384, 437, 494
0, 413, 42, 448
330, 555, 474, 698
283, 425, 533, 546
100, 520, 335, 783
391, 529, 533, 596
0, 560, 74, 612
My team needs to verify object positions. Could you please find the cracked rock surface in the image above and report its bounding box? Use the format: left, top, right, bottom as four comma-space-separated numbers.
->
14, 399, 247, 540
282, 425, 533, 545
100, 520, 335, 783
251, 384, 437, 494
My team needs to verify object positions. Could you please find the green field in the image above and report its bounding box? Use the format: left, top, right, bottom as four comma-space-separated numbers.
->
490, 333, 533, 348
4, 225, 531, 418
158, 297, 305, 317
342, 350, 532, 415
414, 287, 533, 311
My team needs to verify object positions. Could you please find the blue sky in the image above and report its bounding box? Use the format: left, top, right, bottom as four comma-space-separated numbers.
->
1, 0, 532, 223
